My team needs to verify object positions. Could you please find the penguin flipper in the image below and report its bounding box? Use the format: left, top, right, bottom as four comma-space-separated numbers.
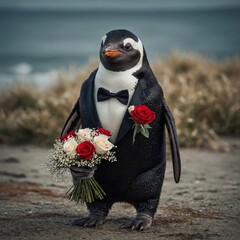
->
163, 101, 181, 183
60, 99, 81, 137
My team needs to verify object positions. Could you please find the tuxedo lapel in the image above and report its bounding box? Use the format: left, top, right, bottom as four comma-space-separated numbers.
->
80, 69, 102, 129
115, 79, 145, 144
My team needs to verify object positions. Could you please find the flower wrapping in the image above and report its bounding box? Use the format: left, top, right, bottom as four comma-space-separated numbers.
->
45, 128, 117, 203
128, 105, 156, 143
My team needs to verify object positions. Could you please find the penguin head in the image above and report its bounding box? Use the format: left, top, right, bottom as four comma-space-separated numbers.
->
99, 29, 144, 72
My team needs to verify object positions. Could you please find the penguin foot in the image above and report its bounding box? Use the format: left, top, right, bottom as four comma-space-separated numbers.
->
121, 213, 152, 231
72, 213, 106, 227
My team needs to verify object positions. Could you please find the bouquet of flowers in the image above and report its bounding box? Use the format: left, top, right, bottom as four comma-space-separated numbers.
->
128, 105, 156, 143
46, 127, 117, 203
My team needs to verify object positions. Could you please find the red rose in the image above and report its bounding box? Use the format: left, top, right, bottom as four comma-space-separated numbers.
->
130, 105, 156, 125
60, 130, 76, 142
97, 128, 112, 137
76, 141, 95, 160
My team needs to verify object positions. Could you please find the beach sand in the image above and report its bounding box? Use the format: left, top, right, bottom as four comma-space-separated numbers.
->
0, 139, 239, 240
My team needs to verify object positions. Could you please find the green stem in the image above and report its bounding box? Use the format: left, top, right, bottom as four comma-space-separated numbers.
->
76, 179, 83, 203
66, 177, 106, 203
84, 180, 91, 203
87, 179, 94, 203
88, 178, 106, 200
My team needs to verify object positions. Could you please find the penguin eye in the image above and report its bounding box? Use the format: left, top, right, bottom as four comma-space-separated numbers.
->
124, 43, 132, 51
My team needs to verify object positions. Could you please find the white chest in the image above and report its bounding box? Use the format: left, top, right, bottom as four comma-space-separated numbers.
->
94, 64, 138, 143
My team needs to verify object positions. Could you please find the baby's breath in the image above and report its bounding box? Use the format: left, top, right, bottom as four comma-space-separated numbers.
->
45, 128, 117, 181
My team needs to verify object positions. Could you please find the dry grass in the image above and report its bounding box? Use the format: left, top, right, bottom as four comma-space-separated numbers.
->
0, 53, 239, 148
153, 52, 240, 148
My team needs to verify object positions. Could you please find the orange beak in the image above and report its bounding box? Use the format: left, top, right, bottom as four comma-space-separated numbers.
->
104, 50, 123, 57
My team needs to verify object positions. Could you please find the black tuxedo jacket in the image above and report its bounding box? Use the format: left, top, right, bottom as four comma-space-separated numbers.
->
61, 69, 181, 189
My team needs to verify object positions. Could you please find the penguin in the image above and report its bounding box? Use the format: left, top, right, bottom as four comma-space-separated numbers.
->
61, 29, 181, 230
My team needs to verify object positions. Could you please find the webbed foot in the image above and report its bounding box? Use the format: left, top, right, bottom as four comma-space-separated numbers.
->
72, 212, 106, 227
121, 213, 152, 231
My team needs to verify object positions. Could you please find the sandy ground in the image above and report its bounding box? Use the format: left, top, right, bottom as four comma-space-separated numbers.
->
0, 138, 239, 240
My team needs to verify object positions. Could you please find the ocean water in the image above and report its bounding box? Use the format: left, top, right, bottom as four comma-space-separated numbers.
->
0, 2, 240, 88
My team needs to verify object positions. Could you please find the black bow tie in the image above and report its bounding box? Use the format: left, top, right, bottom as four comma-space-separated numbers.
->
97, 87, 129, 105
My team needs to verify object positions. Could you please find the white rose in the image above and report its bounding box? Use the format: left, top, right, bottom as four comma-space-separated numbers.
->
63, 138, 78, 157
76, 128, 92, 140
128, 105, 135, 114
94, 135, 114, 155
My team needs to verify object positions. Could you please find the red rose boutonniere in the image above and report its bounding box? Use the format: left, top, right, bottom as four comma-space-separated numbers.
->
128, 105, 156, 143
